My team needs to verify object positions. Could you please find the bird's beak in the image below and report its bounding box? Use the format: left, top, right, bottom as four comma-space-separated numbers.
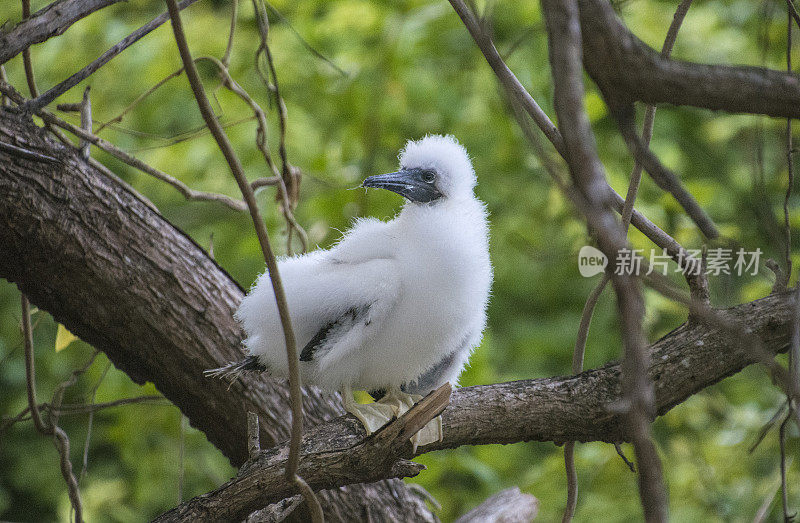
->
362, 168, 442, 203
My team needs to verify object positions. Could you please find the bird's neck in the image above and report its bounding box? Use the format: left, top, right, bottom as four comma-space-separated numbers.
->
397, 195, 486, 238
393, 196, 489, 277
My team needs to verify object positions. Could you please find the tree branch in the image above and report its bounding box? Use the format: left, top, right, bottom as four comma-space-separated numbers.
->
24, 0, 201, 112
22, 295, 84, 522
155, 385, 451, 521
0, 81, 249, 211
0, 0, 125, 65
164, 0, 319, 516
21, 0, 40, 98
541, 2, 667, 517
579, 0, 800, 119
446, 0, 705, 288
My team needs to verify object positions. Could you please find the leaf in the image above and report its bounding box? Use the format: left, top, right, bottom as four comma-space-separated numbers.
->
55, 324, 78, 352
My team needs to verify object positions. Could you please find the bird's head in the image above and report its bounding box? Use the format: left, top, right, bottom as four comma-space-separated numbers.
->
362, 135, 476, 204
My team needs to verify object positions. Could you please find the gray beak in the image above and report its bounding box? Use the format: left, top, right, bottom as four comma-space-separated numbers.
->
362, 168, 442, 203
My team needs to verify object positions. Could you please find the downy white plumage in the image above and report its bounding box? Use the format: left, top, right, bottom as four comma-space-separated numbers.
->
209, 135, 492, 448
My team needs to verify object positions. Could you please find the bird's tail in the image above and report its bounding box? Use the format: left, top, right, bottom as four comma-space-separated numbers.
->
204, 355, 267, 380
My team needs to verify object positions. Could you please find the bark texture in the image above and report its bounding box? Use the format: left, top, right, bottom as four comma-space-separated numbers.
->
154, 385, 451, 521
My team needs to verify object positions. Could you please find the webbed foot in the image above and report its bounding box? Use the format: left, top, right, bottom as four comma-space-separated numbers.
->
379, 390, 443, 453
344, 400, 397, 434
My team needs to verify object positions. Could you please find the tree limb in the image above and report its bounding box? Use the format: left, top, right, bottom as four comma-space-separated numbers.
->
0, 0, 125, 65
542, 0, 667, 517
24, 0, 201, 112
154, 385, 451, 521
446, 0, 705, 288
163, 0, 319, 516
579, 0, 800, 119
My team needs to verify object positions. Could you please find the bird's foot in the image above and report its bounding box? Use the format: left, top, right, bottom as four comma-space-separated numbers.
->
344, 400, 397, 435
408, 413, 443, 454
378, 391, 443, 453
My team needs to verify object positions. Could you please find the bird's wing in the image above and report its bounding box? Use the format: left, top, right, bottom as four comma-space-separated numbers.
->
236, 254, 400, 379
299, 304, 370, 362
293, 256, 400, 367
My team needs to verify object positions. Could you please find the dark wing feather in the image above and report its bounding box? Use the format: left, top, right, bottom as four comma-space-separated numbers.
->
299, 321, 337, 362
299, 304, 370, 362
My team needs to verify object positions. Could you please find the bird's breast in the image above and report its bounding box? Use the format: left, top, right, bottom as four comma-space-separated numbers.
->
384, 218, 490, 343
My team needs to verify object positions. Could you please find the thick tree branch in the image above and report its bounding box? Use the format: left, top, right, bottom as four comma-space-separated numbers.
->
0, 107, 435, 521
157, 288, 793, 519
0, 0, 125, 65
579, 0, 800, 118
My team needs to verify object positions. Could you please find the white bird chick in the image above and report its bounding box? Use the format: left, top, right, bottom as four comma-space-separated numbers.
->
208, 135, 492, 450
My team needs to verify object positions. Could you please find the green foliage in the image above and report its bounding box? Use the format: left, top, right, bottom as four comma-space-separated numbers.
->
1, 0, 798, 520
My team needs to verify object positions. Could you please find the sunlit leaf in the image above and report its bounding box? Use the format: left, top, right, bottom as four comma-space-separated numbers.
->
55, 324, 78, 352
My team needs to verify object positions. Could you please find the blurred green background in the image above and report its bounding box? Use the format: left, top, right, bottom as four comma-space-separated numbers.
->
1, 0, 798, 520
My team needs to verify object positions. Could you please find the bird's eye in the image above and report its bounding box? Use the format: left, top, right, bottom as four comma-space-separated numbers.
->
421, 170, 436, 184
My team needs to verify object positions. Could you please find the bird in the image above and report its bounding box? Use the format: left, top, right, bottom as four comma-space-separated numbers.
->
206, 135, 492, 450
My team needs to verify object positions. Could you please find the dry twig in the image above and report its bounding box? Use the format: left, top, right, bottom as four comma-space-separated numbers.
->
23, 0, 200, 112
162, 2, 322, 520
0, 82, 249, 212
21, 295, 84, 522
540, 1, 667, 520
20, 0, 39, 98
